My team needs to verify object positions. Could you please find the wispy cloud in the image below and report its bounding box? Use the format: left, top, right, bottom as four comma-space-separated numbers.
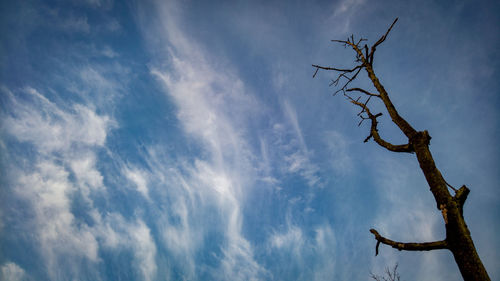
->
283, 100, 306, 151
333, 0, 366, 17
4, 0, 496, 280
328, 0, 367, 34
43, 8, 91, 33
16, 161, 100, 267
267, 221, 337, 281
135, 2, 334, 278
123, 166, 150, 199
2, 86, 158, 280
136, 1, 269, 279
67, 0, 114, 10
2, 87, 108, 278
284, 150, 321, 186
0, 262, 26, 281
277, 100, 321, 187
129, 220, 157, 281
96, 214, 158, 281
4, 87, 112, 153
60, 15, 90, 33
270, 224, 304, 254
324, 130, 353, 175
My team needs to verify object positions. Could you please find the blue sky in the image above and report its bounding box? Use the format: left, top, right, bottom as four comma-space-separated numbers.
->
1, 0, 499, 280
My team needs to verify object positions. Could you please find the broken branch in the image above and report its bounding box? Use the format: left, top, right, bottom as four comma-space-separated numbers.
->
370, 229, 448, 256
453, 185, 470, 217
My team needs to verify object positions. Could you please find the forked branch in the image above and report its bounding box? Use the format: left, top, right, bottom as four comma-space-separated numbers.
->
312, 64, 364, 95
370, 229, 448, 256
312, 64, 362, 76
368, 18, 398, 64
312, 18, 417, 144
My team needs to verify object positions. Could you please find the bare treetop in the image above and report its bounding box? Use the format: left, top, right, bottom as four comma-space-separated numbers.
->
313, 18, 490, 281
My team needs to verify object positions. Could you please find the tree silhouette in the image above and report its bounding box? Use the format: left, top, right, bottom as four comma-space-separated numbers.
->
371, 263, 401, 281
313, 18, 490, 281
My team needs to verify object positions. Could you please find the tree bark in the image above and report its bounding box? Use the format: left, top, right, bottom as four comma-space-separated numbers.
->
411, 134, 490, 281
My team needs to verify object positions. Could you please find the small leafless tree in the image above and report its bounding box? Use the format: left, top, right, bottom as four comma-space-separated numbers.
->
371, 263, 401, 281
313, 18, 490, 281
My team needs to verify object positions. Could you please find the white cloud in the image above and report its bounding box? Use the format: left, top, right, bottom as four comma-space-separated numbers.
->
137, 2, 270, 279
79, 66, 123, 96
329, 0, 366, 34
15, 161, 100, 277
45, 10, 91, 33
2, 87, 118, 278
267, 223, 337, 281
4, 87, 112, 153
70, 153, 104, 194
285, 151, 320, 187
124, 166, 150, 199
148, 151, 266, 280
283, 99, 306, 151
279, 100, 321, 187
270, 224, 304, 254
334, 0, 366, 16
312, 224, 337, 281
101, 45, 119, 58
324, 130, 353, 175
0, 262, 26, 281
130, 220, 157, 281
77, 0, 114, 10
93, 213, 158, 281
219, 236, 267, 281
150, 61, 256, 169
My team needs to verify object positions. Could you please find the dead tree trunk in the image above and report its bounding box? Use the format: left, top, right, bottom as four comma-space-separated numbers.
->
313, 18, 490, 281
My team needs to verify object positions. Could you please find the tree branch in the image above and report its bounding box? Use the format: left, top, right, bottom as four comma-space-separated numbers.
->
346, 87, 380, 97
339, 19, 419, 139
370, 229, 448, 256
453, 185, 469, 205
453, 185, 470, 217
350, 98, 413, 153
313, 18, 417, 145
311, 64, 365, 96
333, 67, 363, 95
312, 64, 362, 80
369, 18, 398, 65
312, 64, 360, 74
443, 178, 458, 192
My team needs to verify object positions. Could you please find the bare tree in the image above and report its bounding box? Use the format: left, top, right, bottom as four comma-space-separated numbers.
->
371, 263, 401, 281
313, 18, 490, 281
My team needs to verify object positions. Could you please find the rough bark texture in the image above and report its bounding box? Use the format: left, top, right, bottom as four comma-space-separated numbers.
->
411, 122, 490, 281
313, 18, 490, 281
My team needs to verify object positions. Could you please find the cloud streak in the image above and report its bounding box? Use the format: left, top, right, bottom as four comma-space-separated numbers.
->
137, 1, 270, 279
1, 85, 158, 280
2, 87, 107, 278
